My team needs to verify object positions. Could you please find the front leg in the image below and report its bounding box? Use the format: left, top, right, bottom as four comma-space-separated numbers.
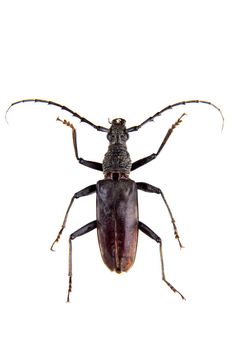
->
131, 113, 185, 171
57, 118, 103, 171
137, 182, 183, 248
51, 184, 96, 250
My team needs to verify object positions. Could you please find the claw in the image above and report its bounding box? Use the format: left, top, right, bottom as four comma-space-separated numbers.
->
50, 239, 58, 251
50, 227, 64, 251
175, 234, 185, 249
163, 280, 186, 300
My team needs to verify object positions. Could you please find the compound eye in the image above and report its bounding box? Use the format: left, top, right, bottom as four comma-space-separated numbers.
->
107, 132, 116, 142
121, 132, 129, 142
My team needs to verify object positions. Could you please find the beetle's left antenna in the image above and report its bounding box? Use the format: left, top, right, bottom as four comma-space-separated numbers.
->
6, 99, 108, 132
127, 100, 224, 132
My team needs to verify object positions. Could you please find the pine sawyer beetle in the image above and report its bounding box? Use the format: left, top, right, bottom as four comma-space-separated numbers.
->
6, 99, 224, 302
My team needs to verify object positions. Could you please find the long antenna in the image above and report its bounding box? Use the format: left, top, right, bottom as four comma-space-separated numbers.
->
5, 98, 108, 132
127, 100, 224, 132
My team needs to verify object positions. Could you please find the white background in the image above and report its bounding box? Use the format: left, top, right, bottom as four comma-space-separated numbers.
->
0, 1, 232, 349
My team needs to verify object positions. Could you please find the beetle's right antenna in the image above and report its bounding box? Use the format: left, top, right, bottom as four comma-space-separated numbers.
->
5, 99, 108, 132
127, 100, 224, 132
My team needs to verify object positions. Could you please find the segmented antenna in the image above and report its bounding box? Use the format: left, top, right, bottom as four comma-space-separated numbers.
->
6, 98, 224, 132
127, 100, 224, 132
5, 98, 108, 132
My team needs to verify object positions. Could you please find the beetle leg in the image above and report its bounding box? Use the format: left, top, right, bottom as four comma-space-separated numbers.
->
137, 182, 183, 248
131, 114, 185, 171
67, 220, 97, 302
138, 221, 185, 300
57, 117, 103, 171
50, 184, 96, 251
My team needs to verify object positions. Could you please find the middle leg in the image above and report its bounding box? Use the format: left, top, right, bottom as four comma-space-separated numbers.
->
51, 184, 96, 250
137, 182, 183, 248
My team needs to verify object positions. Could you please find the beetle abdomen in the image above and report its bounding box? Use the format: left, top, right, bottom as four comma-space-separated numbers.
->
96, 179, 138, 272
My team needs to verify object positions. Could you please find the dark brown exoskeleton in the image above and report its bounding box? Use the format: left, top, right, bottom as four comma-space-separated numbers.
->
6, 99, 224, 302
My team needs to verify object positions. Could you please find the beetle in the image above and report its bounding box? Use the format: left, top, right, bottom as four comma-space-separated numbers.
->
6, 98, 223, 302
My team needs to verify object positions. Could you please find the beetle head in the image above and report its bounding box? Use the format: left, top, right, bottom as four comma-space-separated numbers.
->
107, 118, 129, 145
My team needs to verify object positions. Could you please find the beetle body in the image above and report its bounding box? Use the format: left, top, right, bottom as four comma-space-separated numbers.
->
96, 178, 138, 273
6, 98, 223, 301
97, 119, 138, 272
